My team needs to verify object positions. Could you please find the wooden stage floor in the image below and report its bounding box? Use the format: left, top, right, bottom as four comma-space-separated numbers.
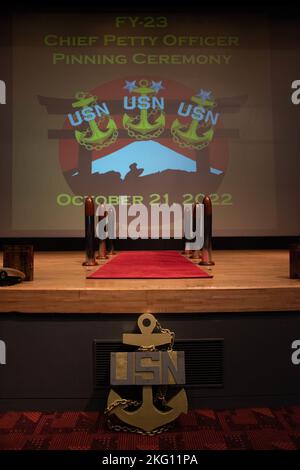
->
0, 250, 299, 314
1, 250, 300, 410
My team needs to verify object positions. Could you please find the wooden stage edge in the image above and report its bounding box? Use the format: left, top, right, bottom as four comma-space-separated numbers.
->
0, 250, 300, 314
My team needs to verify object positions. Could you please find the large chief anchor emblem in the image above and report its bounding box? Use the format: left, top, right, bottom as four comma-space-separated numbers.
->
71, 92, 118, 151
106, 313, 188, 434
171, 90, 216, 150
123, 79, 165, 140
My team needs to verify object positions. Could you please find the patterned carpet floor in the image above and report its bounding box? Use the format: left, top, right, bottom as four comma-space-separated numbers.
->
1, 407, 300, 450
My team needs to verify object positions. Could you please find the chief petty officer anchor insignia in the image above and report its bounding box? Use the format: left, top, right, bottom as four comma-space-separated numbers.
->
106, 313, 188, 434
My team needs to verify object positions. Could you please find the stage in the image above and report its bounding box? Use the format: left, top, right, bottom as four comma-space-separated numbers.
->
0, 250, 299, 313
0, 250, 300, 411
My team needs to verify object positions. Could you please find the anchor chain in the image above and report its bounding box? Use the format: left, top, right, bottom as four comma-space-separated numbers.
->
171, 98, 217, 150
171, 125, 211, 150
74, 91, 118, 151
171, 129, 210, 150
78, 127, 118, 151
105, 398, 141, 415
105, 322, 176, 435
105, 398, 174, 436
155, 321, 175, 351
77, 113, 118, 151
124, 107, 165, 140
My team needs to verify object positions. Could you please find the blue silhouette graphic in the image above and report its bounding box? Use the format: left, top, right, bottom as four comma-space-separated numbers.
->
91, 140, 196, 180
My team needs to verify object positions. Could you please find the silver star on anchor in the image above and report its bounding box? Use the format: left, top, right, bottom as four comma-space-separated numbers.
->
151, 80, 164, 92
124, 80, 137, 93
196, 89, 212, 101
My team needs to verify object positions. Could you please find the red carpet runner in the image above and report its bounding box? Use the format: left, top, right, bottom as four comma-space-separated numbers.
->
88, 251, 212, 279
0, 407, 300, 450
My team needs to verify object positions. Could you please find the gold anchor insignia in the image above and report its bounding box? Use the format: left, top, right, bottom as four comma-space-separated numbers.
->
107, 386, 188, 433
123, 79, 165, 140
171, 94, 215, 150
105, 313, 188, 434
72, 92, 118, 151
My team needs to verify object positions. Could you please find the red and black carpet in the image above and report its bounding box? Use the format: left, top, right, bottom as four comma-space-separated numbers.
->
88, 251, 212, 279
1, 407, 300, 450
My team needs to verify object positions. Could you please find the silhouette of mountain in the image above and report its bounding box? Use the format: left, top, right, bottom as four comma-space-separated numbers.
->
91, 140, 196, 179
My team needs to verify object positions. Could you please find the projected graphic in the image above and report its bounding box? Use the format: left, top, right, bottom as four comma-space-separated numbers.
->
3, 13, 291, 236
58, 78, 227, 199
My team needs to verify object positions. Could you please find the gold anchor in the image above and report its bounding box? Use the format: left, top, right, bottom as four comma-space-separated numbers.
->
72, 92, 118, 151
106, 313, 188, 434
123, 80, 165, 140
171, 94, 215, 150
